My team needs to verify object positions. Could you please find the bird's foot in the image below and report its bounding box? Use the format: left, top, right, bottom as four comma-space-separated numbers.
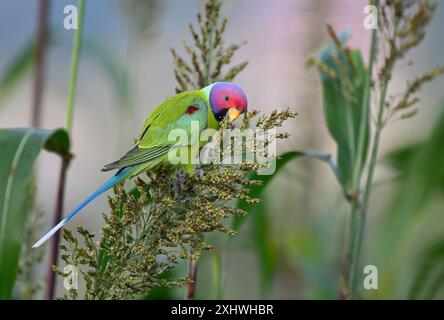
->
174, 170, 188, 197
195, 168, 205, 179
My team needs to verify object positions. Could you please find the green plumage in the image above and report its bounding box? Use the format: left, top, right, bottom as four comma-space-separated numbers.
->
102, 89, 219, 176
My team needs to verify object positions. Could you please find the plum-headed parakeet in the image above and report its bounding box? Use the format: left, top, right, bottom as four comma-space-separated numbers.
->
33, 82, 248, 248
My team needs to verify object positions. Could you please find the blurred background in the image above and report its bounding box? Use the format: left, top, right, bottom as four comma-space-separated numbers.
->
1, 0, 443, 299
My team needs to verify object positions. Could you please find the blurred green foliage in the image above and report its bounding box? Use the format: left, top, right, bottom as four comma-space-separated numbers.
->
0, 42, 34, 102
0, 128, 69, 298
374, 106, 444, 299
232, 151, 302, 296
316, 44, 369, 193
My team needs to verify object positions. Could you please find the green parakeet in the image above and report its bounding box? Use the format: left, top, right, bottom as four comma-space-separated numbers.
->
33, 82, 248, 247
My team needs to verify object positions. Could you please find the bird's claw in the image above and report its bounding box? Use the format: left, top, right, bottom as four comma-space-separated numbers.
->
174, 170, 188, 197
196, 168, 205, 179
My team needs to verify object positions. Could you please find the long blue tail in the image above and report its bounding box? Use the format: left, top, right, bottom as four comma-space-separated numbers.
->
32, 167, 133, 248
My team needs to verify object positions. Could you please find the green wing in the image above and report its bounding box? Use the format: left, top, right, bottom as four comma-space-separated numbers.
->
102, 90, 209, 171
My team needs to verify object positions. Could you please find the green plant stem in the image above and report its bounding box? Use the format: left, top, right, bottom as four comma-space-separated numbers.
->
348, 74, 391, 298
346, 200, 359, 296
347, 5, 400, 297
352, 3, 378, 191
64, 0, 85, 133
45, 0, 85, 300
343, 1, 379, 298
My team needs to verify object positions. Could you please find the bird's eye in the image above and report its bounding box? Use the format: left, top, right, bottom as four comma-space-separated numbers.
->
224, 95, 229, 102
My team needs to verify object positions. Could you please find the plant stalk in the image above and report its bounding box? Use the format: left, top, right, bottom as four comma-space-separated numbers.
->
345, 2, 405, 298
342, 0, 379, 298
187, 259, 198, 299
348, 73, 391, 298
45, 0, 85, 300
44, 155, 71, 300
64, 0, 85, 133
31, 0, 51, 128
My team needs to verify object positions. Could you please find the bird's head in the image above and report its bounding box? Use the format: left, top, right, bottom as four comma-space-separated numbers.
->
203, 82, 248, 123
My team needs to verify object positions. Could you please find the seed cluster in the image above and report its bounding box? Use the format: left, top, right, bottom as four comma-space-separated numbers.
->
53, 109, 295, 300
378, 0, 444, 124
307, 1, 444, 126
171, 0, 248, 92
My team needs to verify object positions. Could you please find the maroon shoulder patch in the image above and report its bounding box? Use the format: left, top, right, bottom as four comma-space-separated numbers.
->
186, 105, 199, 115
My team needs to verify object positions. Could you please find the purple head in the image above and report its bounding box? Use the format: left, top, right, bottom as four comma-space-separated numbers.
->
206, 82, 248, 122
